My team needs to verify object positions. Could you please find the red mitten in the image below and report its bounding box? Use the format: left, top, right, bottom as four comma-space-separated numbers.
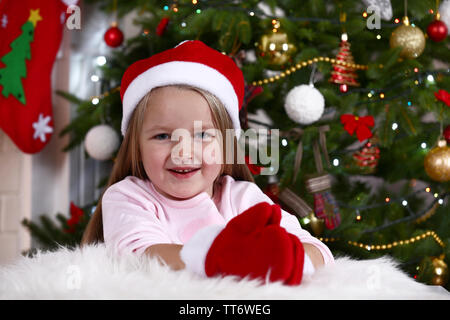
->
180, 202, 307, 285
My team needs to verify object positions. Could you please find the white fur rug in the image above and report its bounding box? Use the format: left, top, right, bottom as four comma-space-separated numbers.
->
0, 244, 449, 300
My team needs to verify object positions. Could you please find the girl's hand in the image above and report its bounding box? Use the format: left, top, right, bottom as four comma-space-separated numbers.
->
180, 202, 309, 285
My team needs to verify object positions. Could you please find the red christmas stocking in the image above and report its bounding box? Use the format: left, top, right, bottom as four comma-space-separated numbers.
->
0, 0, 77, 153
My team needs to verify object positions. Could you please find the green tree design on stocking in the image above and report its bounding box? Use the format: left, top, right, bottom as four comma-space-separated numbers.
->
0, 9, 41, 105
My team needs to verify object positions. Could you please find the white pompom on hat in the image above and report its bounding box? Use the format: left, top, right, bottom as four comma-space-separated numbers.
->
120, 40, 245, 136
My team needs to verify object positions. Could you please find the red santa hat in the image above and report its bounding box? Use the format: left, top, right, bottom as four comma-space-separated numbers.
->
120, 40, 245, 136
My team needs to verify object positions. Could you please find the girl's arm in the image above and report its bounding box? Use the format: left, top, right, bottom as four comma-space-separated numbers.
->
145, 242, 324, 272
303, 243, 324, 269
145, 244, 186, 271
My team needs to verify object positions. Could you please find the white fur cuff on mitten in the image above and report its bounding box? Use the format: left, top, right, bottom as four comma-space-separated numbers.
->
180, 224, 225, 277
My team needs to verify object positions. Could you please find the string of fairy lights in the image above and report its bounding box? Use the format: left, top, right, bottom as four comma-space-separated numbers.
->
319, 229, 445, 252
250, 55, 368, 86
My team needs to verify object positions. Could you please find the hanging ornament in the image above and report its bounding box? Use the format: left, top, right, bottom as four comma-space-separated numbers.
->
284, 85, 325, 125
104, 22, 124, 48
424, 139, 450, 182
427, 0, 448, 42
257, 22, 296, 68
284, 64, 325, 125
443, 125, 450, 144
439, 0, 450, 35
340, 114, 375, 142
281, 126, 338, 231
427, 13, 448, 42
305, 173, 341, 230
390, 16, 426, 59
303, 126, 341, 230
84, 124, 120, 161
352, 138, 380, 173
104, 0, 123, 48
329, 33, 360, 92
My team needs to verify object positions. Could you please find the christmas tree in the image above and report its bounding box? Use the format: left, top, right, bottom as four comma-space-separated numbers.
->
27, 0, 450, 289
0, 9, 41, 104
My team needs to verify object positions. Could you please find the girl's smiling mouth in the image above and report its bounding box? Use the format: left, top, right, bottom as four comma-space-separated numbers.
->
167, 167, 201, 179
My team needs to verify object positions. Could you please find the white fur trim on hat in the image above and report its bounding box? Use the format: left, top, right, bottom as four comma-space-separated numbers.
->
121, 61, 241, 137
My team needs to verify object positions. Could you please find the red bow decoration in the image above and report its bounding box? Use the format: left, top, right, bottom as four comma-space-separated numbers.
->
340, 114, 375, 142
65, 202, 84, 233
434, 89, 450, 107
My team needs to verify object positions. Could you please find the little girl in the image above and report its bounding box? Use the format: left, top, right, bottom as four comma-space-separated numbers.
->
82, 40, 334, 285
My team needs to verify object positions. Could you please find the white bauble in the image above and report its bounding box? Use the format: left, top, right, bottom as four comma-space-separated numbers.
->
84, 124, 120, 160
284, 85, 325, 125
440, 0, 450, 35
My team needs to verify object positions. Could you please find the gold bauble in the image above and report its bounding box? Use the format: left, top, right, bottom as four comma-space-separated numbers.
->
304, 213, 325, 237
257, 31, 296, 67
424, 140, 450, 182
390, 16, 426, 59
431, 256, 448, 286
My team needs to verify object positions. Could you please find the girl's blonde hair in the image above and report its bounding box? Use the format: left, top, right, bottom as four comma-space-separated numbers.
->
81, 85, 254, 245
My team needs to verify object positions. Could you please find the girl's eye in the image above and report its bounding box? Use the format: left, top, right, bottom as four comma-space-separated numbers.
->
194, 131, 213, 140
154, 133, 170, 140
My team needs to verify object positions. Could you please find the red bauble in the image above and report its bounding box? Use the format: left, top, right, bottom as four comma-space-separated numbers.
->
444, 125, 450, 144
427, 19, 448, 42
104, 25, 124, 48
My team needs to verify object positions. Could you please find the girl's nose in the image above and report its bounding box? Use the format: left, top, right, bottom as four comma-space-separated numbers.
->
171, 135, 202, 165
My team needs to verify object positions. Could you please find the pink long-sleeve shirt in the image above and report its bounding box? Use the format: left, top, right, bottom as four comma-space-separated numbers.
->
102, 175, 334, 265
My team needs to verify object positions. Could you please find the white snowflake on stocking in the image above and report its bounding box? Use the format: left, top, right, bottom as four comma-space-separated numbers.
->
32, 114, 53, 142
1, 14, 8, 28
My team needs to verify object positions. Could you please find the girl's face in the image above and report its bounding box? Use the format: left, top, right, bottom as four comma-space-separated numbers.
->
139, 86, 223, 200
